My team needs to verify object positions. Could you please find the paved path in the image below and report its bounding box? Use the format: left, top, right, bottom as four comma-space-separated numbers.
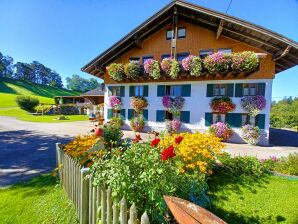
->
0, 116, 297, 187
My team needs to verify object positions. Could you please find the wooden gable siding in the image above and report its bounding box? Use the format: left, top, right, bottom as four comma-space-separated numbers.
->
104, 20, 275, 84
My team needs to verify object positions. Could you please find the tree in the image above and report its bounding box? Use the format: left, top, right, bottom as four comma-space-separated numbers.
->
0, 52, 14, 77
66, 74, 100, 92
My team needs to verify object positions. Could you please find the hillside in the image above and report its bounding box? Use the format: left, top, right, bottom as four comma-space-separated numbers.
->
0, 77, 80, 107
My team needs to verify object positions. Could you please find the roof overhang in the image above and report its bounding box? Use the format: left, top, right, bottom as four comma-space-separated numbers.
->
81, 0, 298, 77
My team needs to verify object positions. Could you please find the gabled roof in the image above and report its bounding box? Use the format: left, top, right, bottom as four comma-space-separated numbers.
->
81, 0, 298, 77
80, 86, 105, 97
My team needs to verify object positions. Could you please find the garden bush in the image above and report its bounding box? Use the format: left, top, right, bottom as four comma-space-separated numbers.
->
272, 153, 298, 176
108, 117, 124, 128
59, 105, 79, 115
102, 122, 123, 148
15, 95, 39, 112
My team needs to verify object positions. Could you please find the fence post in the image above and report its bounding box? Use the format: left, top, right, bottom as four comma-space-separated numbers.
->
112, 202, 119, 224
141, 212, 150, 224
101, 187, 107, 224
107, 186, 112, 224
129, 203, 137, 224
120, 197, 127, 224
80, 168, 90, 224
55, 143, 62, 180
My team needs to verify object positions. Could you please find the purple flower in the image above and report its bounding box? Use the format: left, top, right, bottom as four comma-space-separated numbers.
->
162, 96, 172, 109
109, 96, 122, 110
143, 59, 154, 74
241, 95, 266, 116
171, 119, 181, 132
209, 122, 233, 140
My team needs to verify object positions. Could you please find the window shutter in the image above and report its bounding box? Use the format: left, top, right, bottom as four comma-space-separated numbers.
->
180, 111, 190, 123
107, 109, 113, 119
226, 113, 242, 127
227, 84, 234, 97
157, 85, 165, 97
205, 113, 212, 127
129, 86, 134, 97
156, 110, 165, 122
206, 84, 214, 97
128, 109, 133, 120
257, 114, 265, 129
258, 83, 266, 96
120, 86, 125, 97
235, 83, 243, 97
143, 109, 148, 121
108, 86, 112, 96
120, 109, 126, 120
143, 85, 149, 97
181, 85, 191, 97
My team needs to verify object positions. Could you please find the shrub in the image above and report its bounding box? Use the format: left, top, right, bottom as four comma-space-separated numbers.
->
109, 96, 122, 110
203, 52, 231, 74
241, 95, 266, 116
144, 59, 161, 79
124, 62, 141, 79
91, 142, 208, 222
209, 122, 233, 141
241, 124, 261, 145
210, 96, 236, 113
59, 105, 79, 115
273, 153, 298, 176
130, 97, 148, 113
231, 51, 259, 73
108, 63, 125, 81
130, 115, 145, 132
181, 55, 202, 77
102, 122, 123, 148
15, 95, 39, 111
108, 117, 124, 128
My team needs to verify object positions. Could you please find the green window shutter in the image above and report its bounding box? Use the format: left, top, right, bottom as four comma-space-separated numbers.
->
205, 113, 212, 127
156, 110, 165, 122
108, 86, 112, 96
206, 84, 214, 97
120, 109, 126, 120
227, 84, 234, 97
258, 83, 266, 96
143, 109, 148, 121
107, 109, 113, 119
180, 111, 190, 123
120, 86, 125, 97
129, 86, 134, 97
143, 85, 149, 97
226, 113, 242, 128
257, 114, 265, 129
235, 83, 243, 97
157, 85, 165, 97
181, 85, 191, 97
128, 109, 134, 120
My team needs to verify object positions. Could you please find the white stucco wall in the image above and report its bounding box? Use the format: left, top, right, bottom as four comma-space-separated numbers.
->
104, 79, 273, 145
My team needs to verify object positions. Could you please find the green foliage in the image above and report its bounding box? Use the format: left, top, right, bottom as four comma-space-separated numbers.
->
91, 143, 207, 222
108, 63, 125, 81
66, 74, 100, 92
58, 105, 79, 115
108, 117, 124, 128
270, 97, 298, 128
124, 62, 141, 79
130, 114, 145, 132
273, 153, 298, 176
169, 59, 180, 79
102, 122, 123, 148
15, 95, 39, 111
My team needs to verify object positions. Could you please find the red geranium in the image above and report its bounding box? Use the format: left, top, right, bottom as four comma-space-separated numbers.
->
175, 136, 183, 144
150, 138, 160, 147
133, 134, 142, 143
95, 128, 103, 137
161, 145, 176, 160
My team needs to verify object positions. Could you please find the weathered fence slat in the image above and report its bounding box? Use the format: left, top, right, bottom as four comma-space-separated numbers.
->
101, 187, 107, 224
129, 203, 137, 224
141, 212, 150, 224
113, 203, 119, 224
120, 197, 127, 224
107, 186, 112, 224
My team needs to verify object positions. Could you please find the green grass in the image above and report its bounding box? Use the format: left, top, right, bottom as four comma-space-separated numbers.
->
0, 174, 78, 224
208, 170, 298, 224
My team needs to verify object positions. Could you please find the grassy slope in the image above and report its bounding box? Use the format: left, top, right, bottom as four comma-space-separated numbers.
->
0, 174, 78, 224
208, 172, 298, 224
0, 77, 87, 122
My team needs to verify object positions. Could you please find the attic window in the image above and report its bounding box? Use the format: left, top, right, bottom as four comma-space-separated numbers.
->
218, 48, 232, 54
166, 30, 174, 40
129, 57, 140, 63
142, 55, 153, 64
199, 49, 214, 59
177, 27, 186, 38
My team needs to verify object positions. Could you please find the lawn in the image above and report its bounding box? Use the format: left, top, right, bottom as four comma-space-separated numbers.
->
0, 174, 78, 224
208, 170, 298, 224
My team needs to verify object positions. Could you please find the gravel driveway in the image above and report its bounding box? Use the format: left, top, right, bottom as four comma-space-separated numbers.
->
0, 116, 297, 187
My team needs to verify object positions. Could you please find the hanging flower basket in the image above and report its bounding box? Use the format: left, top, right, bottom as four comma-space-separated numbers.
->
130, 97, 148, 113
209, 122, 233, 141
160, 57, 180, 79
165, 119, 182, 133
162, 96, 185, 116
181, 55, 202, 77
203, 52, 232, 74
144, 59, 161, 79
241, 124, 260, 145
124, 62, 141, 79
109, 96, 122, 110
108, 63, 125, 81
210, 96, 236, 113
241, 95, 266, 116
130, 115, 145, 132
231, 51, 259, 73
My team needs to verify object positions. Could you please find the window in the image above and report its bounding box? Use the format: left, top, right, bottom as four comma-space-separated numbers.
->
165, 85, 182, 97
212, 113, 226, 124
213, 84, 227, 96
134, 86, 144, 97
109, 86, 121, 96
177, 27, 186, 38
176, 52, 189, 62
112, 110, 121, 118
243, 83, 257, 96
161, 54, 171, 60
218, 48, 232, 54
165, 111, 173, 120
241, 114, 256, 126
129, 57, 140, 63
166, 30, 174, 40
142, 55, 153, 64
199, 49, 214, 59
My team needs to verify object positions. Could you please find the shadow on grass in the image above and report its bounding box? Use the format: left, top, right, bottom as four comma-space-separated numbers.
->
0, 81, 17, 94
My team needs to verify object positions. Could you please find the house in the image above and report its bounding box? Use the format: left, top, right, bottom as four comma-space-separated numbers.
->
81, 0, 298, 145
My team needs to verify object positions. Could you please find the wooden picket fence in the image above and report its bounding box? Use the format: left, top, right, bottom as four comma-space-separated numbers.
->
56, 143, 150, 224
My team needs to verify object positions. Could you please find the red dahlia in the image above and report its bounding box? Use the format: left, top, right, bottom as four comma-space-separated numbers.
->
175, 136, 183, 144
161, 145, 176, 160
150, 138, 160, 147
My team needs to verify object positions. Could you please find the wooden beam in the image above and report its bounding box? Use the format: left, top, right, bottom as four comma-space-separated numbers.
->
273, 46, 291, 61
134, 35, 143, 48
216, 19, 224, 39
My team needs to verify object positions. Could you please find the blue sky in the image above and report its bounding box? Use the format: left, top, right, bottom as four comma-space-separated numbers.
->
0, 0, 297, 99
